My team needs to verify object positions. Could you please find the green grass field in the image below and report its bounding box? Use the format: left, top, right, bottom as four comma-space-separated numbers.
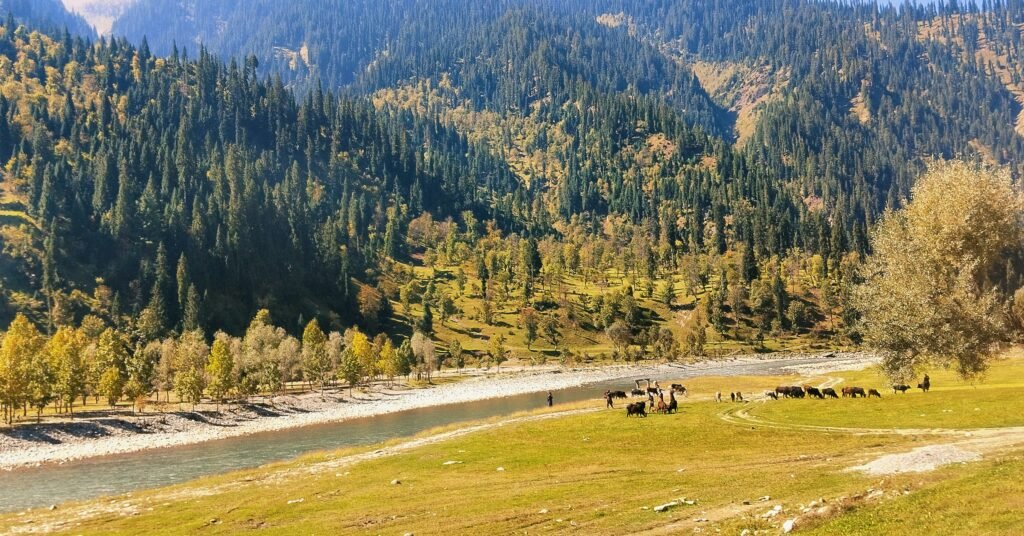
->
4, 356, 1024, 535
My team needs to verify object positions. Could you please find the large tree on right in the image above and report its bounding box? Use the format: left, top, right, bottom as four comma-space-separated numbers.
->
856, 161, 1024, 380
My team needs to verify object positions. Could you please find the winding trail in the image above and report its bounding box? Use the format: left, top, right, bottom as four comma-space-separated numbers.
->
716, 390, 1024, 476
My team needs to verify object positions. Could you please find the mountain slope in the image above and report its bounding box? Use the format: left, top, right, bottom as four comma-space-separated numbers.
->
0, 18, 517, 332
0, 0, 94, 36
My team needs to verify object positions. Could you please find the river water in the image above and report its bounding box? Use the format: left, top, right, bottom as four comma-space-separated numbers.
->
0, 355, 858, 512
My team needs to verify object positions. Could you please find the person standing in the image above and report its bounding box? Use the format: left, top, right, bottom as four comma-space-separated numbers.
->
547, 391, 553, 407
605, 391, 614, 408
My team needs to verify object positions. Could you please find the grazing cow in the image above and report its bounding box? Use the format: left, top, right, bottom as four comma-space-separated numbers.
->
806, 387, 824, 399
631, 388, 645, 397
609, 390, 628, 399
655, 397, 669, 414
626, 401, 647, 417
848, 387, 866, 398
868, 389, 882, 398
841, 387, 853, 397
734, 392, 745, 402
776, 386, 792, 398
893, 384, 910, 394
765, 390, 779, 400
667, 392, 678, 414
715, 392, 723, 403
788, 386, 806, 399
671, 384, 688, 397
822, 388, 839, 399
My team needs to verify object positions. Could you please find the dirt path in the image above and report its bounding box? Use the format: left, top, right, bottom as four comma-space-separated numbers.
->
717, 393, 1024, 476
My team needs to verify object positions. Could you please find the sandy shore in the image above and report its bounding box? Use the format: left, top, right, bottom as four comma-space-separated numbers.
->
0, 352, 876, 471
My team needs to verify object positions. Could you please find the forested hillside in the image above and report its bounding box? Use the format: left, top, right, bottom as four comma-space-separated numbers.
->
1, 1, 1024, 374
0, 18, 520, 334
111, 0, 1024, 248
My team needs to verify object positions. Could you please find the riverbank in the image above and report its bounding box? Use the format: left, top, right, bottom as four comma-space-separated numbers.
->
0, 352, 877, 471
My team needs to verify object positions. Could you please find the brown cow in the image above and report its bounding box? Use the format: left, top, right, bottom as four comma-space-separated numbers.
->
655, 398, 669, 414
868, 389, 882, 398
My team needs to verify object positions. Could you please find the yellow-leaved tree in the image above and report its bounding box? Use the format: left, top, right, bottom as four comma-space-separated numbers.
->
856, 161, 1024, 380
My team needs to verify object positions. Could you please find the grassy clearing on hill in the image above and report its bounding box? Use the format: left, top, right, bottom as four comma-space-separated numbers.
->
401, 260, 840, 368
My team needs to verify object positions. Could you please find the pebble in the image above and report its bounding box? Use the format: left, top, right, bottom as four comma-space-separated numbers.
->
654, 501, 679, 512
783, 519, 796, 533
391, 479, 401, 485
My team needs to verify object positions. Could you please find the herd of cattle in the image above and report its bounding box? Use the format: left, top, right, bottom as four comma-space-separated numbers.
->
611, 375, 932, 418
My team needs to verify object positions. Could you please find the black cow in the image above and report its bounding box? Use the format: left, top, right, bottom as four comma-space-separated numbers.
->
806, 387, 824, 399
764, 390, 779, 400
893, 384, 910, 394
630, 388, 645, 397
626, 401, 647, 417
608, 390, 628, 399
822, 388, 839, 399
788, 386, 806, 399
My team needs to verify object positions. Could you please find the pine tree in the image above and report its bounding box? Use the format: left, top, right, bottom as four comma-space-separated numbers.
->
417, 301, 434, 334
183, 284, 202, 331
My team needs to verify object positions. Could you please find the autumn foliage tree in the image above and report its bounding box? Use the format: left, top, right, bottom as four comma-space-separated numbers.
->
856, 162, 1024, 380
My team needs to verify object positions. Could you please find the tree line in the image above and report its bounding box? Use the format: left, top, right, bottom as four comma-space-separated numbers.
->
0, 309, 454, 425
